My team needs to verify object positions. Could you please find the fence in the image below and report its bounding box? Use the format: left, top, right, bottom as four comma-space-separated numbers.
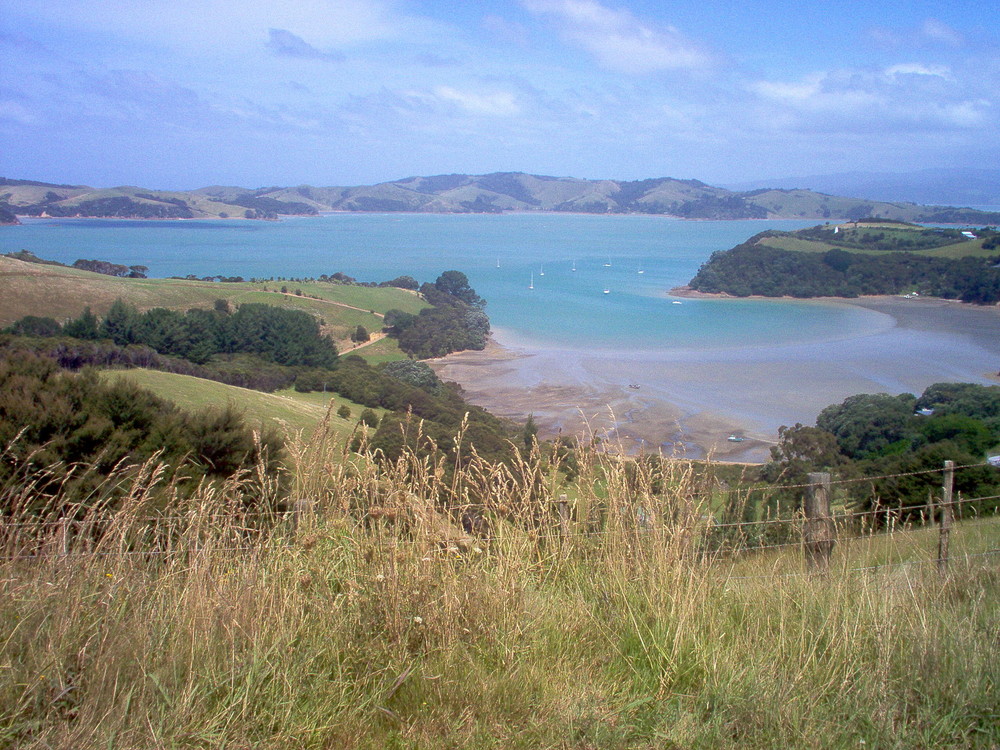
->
2, 459, 998, 579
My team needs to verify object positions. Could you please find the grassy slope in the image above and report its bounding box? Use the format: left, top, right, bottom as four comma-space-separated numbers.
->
99, 368, 380, 441
1, 437, 996, 749
756, 225, 992, 258
0, 255, 426, 358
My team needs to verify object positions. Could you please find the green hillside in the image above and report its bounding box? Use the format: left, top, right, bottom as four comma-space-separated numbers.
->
688, 222, 1000, 302
0, 254, 426, 357
100, 368, 379, 440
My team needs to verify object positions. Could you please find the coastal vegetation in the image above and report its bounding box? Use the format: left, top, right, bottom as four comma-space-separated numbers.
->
1, 254, 520, 520
689, 222, 1000, 303
763, 382, 1000, 518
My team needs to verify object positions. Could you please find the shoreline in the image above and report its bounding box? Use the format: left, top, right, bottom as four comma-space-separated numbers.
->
431, 294, 1000, 464
668, 285, 1000, 310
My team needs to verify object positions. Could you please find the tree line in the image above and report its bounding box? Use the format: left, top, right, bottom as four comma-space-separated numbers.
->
689, 233, 1000, 303
763, 382, 1000, 520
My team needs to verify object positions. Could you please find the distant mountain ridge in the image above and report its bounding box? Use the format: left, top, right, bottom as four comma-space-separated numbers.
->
726, 168, 1000, 208
3, 172, 999, 223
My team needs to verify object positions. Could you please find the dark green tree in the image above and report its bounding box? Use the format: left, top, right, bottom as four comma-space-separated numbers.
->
63, 307, 100, 340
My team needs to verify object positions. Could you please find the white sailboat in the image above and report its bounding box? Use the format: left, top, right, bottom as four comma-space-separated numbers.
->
496, 257, 500, 268
539, 264, 544, 276
572, 260, 577, 272
529, 272, 534, 290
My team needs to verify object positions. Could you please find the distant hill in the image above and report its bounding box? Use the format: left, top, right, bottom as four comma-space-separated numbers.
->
0, 180, 318, 220
4, 173, 1000, 223
726, 168, 1000, 209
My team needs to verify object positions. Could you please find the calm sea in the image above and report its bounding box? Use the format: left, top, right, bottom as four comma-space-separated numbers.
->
3, 214, 882, 350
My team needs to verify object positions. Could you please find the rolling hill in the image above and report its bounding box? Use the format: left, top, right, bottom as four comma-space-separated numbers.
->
5, 173, 1000, 222
0, 253, 426, 356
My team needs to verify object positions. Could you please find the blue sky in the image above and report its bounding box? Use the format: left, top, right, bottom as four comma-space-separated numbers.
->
2, 0, 997, 189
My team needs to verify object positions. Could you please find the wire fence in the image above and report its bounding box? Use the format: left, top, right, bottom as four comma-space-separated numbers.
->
2, 458, 998, 572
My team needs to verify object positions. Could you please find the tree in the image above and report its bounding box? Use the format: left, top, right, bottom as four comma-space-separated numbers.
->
63, 307, 101, 340
101, 299, 141, 345
523, 414, 538, 451
7, 315, 62, 337
381, 359, 441, 394
433, 270, 485, 308
383, 309, 416, 334
816, 392, 916, 459
351, 325, 370, 343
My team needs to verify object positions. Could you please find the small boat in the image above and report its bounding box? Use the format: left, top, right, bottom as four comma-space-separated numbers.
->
603, 288, 610, 294
672, 300, 682, 305
496, 257, 500, 268
539, 264, 544, 277
529, 272, 534, 290
572, 260, 577, 272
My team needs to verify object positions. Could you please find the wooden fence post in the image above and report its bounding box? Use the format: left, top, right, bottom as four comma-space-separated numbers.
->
804, 472, 835, 571
556, 494, 571, 540
937, 460, 954, 574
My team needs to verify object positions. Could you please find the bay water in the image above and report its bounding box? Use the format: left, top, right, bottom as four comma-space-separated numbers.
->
4, 214, 877, 349
5, 214, 998, 459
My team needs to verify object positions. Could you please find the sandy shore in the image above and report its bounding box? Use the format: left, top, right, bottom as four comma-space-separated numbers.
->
430, 296, 1000, 463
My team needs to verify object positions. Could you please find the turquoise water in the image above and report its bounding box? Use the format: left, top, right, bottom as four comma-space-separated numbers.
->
3, 214, 881, 350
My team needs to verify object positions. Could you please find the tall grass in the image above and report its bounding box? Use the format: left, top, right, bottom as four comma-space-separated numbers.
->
1, 422, 997, 748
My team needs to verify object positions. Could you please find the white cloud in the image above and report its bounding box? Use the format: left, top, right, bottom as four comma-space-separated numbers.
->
884, 63, 951, 79
9, 0, 426, 52
868, 17, 965, 49
521, 0, 710, 74
747, 65, 990, 132
920, 18, 963, 46
267, 29, 346, 62
399, 86, 521, 117
433, 86, 521, 116
0, 100, 37, 125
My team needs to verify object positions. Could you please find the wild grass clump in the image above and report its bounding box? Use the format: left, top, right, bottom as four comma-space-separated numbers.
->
1, 420, 998, 748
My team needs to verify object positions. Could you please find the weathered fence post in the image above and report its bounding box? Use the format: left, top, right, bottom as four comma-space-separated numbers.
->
58, 518, 70, 557
556, 494, 571, 540
804, 472, 835, 571
937, 460, 954, 574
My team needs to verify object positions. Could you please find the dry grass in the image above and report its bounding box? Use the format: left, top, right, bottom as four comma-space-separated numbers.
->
1, 424, 997, 748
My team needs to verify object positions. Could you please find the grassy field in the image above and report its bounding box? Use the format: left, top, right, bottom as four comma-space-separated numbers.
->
1, 431, 997, 749
99, 368, 382, 441
757, 226, 994, 258
0, 255, 426, 358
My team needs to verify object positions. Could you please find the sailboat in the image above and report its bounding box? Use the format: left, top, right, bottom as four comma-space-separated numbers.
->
539, 264, 544, 277
603, 257, 612, 267
496, 257, 500, 269
572, 260, 577, 272
529, 272, 534, 290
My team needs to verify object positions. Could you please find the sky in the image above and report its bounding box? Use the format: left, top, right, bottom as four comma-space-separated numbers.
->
1, 0, 998, 189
